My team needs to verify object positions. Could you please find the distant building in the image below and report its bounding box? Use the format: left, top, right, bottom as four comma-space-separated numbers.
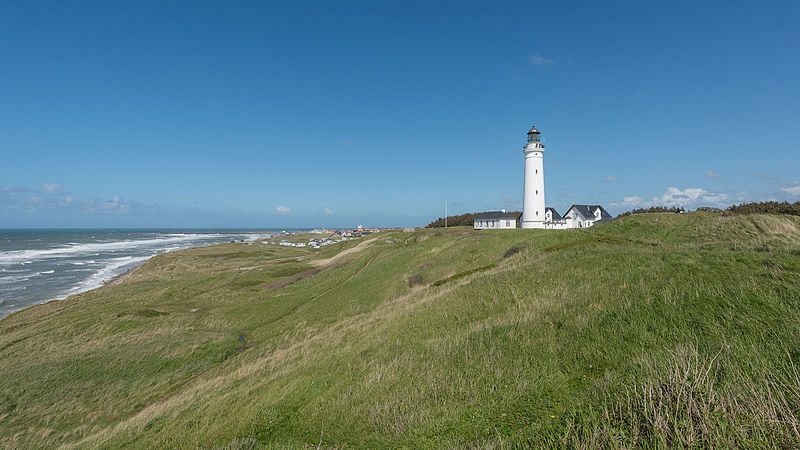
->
474, 210, 520, 230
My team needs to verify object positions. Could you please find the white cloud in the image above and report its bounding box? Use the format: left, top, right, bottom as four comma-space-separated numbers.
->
321, 207, 335, 216
274, 205, 291, 215
40, 182, 64, 194
705, 171, 725, 180
613, 187, 730, 210
95, 195, 131, 213
622, 195, 644, 206
1, 184, 161, 217
603, 176, 620, 183
782, 185, 800, 196
2, 185, 32, 193
528, 52, 555, 68
656, 187, 728, 206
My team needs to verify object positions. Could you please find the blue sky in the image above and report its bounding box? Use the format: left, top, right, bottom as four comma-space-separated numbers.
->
1, 1, 798, 228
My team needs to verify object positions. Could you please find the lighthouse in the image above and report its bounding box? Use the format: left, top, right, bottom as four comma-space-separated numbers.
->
521, 124, 546, 229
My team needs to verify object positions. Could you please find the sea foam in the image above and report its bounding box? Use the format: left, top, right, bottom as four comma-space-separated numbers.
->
0, 234, 210, 266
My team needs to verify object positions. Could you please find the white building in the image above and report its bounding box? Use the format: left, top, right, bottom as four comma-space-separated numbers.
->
521, 124, 546, 228
474, 210, 519, 230
518, 123, 614, 230
544, 205, 613, 229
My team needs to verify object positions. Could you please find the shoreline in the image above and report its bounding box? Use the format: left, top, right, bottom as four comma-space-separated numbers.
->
0, 231, 289, 320
102, 261, 147, 287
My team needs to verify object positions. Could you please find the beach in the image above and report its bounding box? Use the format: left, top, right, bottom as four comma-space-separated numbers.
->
0, 229, 281, 318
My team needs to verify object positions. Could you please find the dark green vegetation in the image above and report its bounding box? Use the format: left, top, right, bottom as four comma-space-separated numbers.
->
426, 211, 522, 228
1, 213, 800, 448
617, 206, 684, 216
727, 200, 800, 216
620, 200, 800, 217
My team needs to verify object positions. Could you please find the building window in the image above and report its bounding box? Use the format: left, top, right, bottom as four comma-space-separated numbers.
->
536, 211, 538, 216
535, 170, 538, 174
536, 190, 538, 194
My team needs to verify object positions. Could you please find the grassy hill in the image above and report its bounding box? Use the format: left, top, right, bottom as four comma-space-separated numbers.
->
1, 212, 799, 448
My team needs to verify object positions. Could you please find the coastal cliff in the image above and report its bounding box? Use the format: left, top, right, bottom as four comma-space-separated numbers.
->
1, 212, 799, 448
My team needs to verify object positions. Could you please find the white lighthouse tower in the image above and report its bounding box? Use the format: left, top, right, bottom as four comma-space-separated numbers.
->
521, 124, 546, 229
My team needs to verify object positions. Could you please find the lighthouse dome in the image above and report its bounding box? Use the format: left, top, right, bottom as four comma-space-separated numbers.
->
526, 124, 543, 146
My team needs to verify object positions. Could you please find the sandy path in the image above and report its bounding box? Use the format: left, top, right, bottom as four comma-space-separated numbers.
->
311, 237, 379, 267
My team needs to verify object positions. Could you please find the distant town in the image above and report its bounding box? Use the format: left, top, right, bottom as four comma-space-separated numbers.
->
262, 224, 416, 249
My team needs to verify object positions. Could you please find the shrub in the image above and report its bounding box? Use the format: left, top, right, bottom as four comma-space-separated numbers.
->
431, 264, 496, 287
618, 206, 682, 217
726, 201, 800, 216
406, 274, 423, 287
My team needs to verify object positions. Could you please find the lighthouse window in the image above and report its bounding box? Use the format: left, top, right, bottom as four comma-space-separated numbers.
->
535, 170, 538, 174
536, 190, 538, 194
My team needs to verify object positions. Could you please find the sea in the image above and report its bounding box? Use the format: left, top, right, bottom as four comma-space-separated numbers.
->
0, 229, 287, 319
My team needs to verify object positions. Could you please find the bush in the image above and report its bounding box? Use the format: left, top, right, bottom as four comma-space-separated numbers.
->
726, 201, 800, 216
620, 202, 800, 218
406, 274, 423, 287
618, 206, 682, 217
696, 206, 722, 213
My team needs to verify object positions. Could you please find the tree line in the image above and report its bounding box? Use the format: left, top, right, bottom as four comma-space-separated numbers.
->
426, 211, 522, 228
617, 206, 684, 217
620, 201, 800, 217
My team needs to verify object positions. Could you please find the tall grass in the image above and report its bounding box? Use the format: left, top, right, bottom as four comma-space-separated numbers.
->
0, 214, 799, 448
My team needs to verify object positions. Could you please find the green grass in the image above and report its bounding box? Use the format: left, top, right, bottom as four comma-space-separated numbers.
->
1, 212, 800, 448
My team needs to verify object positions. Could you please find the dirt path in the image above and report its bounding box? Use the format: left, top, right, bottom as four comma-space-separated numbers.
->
259, 261, 348, 291
305, 254, 378, 304
311, 237, 379, 267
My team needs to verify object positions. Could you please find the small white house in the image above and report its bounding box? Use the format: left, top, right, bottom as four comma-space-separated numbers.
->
561, 205, 613, 228
474, 211, 520, 230
543, 207, 568, 229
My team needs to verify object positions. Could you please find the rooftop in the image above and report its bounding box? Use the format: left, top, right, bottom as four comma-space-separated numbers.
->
475, 211, 521, 220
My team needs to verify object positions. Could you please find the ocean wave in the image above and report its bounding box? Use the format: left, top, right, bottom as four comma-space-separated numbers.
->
0, 274, 33, 284
0, 234, 213, 266
70, 260, 97, 266
39, 270, 55, 274
58, 255, 153, 299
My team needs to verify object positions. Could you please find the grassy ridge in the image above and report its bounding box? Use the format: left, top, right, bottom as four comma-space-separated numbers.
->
1, 212, 799, 448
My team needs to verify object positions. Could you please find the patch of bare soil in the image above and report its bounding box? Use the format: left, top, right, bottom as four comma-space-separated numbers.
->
311, 237, 379, 267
